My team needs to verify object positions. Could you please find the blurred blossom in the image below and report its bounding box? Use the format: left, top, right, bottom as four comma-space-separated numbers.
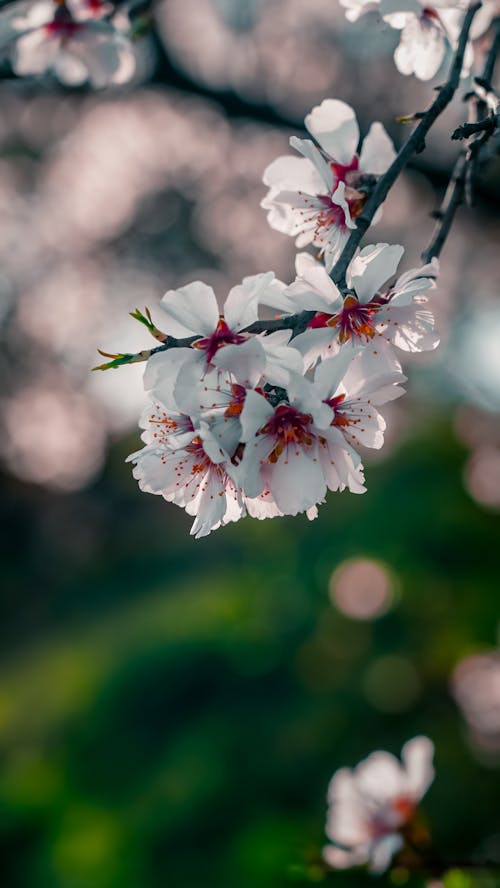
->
464, 447, 500, 511
1, 380, 106, 491
364, 655, 421, 712
324, 736, 434, 871
156, 0, 344, 116
329, 557, 394, 620
452, 652, 500, 753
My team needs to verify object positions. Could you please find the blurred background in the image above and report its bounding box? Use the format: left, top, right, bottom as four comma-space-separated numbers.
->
1, 1, 500, 886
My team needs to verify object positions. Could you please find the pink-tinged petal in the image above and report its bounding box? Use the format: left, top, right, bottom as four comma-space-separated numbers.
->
224, 271, 284, 331
348, 243, 404, 303
262, 154, 325, 195
394, 18, 446, 81
239, 389, 274, 443
289, 135, 333, 190
359, 122, 396, 176
370, 835, 404, 873
269, 448, 326, 516
306, 505, 319, 520
401, 736, 435, 800
305, 99, 360, 165
159, 281, 219, 338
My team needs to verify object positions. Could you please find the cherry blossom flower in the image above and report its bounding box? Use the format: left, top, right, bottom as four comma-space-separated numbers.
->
127, 400, 245, 538
298, 347, 406, 453
264, 245, 439, 368
143, 272, 303, 395
380, 0, 473, 81
9, 0, 135, 87
340, 0, 474, 80
324, 736, 435, 872
235, 355, 382, 517
261, 100, 396, 270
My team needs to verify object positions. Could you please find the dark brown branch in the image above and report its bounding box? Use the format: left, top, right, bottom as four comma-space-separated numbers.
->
421, 154, 467, 262
452, 113, 499, 140
422, 16, 500, 261
96, 3, 482, 371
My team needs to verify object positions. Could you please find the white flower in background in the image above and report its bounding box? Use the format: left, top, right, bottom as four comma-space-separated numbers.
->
262, 100, 396, 270
340, 0, 475, 81
264, 245, 439, 368
324, 736, 435, 872
9, 0, 135, 87
380, 0, 473, 81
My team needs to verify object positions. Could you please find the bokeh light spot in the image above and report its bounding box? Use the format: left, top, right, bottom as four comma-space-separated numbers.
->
329, 557, 394, 620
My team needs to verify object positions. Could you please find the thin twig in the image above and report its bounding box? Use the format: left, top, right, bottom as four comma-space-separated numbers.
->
422, 14, 500, 260
421, 154, 467, 262
452, 113, 499, 139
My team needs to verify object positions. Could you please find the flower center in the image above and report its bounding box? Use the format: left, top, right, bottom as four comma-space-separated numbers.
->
225, 384, 246, 417
324, 393, 351, 428
194, 318, 247, 365
326, 295, 379, 343
261, 404, 314, 463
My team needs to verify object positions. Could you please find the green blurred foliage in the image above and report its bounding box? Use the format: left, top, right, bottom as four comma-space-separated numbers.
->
1, 415, 500, 887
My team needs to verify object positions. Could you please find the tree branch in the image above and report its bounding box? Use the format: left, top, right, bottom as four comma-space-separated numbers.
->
452, 113, 499, 140
329, 1, 482, 286
95, 3, 482, 371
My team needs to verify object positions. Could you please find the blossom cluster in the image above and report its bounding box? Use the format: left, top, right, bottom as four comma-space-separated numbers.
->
0, 0, 136, 86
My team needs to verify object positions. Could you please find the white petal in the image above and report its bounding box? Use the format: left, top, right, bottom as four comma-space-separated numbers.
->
369, 834, 403, 873
269, 448, 326, 515
212, 338, 266, 388
289, 136, 333, 190
239, 389, 273, 443
159, 281, 219, 338
262, 154, 325, 195
295, 253, 343, 308
359, 122, 396, 176
401, 735, 435, 800
394, 18, 446, 81
305, 99, 360, 165
224, 271, 284, 332
331, 181, 356, 230
348, 243, 404, 303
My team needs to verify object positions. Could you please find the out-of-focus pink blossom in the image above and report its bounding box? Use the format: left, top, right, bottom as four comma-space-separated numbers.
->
324, 736, 435, 872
